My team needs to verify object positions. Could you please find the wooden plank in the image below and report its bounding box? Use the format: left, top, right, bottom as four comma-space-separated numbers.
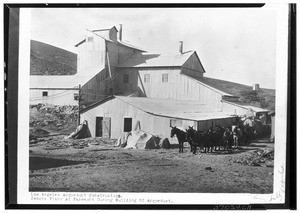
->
102, 117, 111, 138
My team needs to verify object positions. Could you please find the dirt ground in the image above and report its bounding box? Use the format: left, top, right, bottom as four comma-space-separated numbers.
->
29, 136, 274, 193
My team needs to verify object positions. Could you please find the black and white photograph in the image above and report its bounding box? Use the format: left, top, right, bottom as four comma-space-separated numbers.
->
11, 3, 292, 207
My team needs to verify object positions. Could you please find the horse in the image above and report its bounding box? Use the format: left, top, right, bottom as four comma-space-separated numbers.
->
186, 126, 212, 154
207, 127, 220, 151
215, 125, 225, 151
170, 126, 188, 153
185, 126, 195, 152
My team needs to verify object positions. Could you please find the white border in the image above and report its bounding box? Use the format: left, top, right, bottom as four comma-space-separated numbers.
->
17, 4, 289, 206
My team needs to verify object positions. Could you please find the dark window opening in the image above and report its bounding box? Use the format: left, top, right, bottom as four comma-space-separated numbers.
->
42, 91, 48, 97
123, 74, 129, 83
162, 74, 168, 83
144, 74, 150, 83
124, 118, 132, 132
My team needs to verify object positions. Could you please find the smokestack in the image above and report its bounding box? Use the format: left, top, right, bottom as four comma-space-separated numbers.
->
253, 83, 259, 91
119, 24, 123, 41
179, 41, 183, 54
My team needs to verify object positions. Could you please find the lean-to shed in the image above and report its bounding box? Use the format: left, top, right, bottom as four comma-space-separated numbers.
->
80, 96, 237, 139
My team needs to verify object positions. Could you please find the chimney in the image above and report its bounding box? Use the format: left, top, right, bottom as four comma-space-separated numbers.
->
179, 41, 183, 54
253, 83, 259, 91
119, 24, 123, 41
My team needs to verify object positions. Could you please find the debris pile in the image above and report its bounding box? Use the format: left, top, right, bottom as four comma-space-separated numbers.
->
32, 136, 116, 150
29, 104, 78, 137
234, 149, 274, 167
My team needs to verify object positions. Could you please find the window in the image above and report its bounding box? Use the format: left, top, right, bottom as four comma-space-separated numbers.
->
162, 73, 168, 83
124, 118, 132, 132
123, 74, 129, 83
42, 91, 48, 97
87, 36, 93, 42
144, 74, 150, 83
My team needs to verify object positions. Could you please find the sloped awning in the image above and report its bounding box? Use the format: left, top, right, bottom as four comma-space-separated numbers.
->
115, 96, 236, 121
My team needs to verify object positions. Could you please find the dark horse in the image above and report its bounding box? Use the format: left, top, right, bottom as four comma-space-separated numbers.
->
170, 126, 188, 153
215, 125, 225, 151
186, 126, 212, 154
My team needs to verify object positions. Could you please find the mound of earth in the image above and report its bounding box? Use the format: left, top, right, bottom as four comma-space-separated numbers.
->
30, 104, 78, 139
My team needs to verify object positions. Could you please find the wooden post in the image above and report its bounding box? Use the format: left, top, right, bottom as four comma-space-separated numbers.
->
78, 84, 81, 126
106, 51, 114, 95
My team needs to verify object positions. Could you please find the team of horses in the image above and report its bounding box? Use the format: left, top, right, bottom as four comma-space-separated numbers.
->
170, 123, 256, 154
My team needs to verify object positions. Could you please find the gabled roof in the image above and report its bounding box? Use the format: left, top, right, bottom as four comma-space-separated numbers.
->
75, 27, 145, 52
117, 51, 195, 68
30, 75, 78, 89
92, 26, 118, 32
117, 40, 146, 52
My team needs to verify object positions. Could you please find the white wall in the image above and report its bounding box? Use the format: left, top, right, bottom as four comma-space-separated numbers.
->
77, 32, 106, 76
221, 101, 250, 116
115, 68, 223, 107
30, 89, 78, 106
80, 97, 196, 139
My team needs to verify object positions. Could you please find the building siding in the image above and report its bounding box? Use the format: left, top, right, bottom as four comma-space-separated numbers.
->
115, 68, 223, 107
30, 89, 78, 105
77, 32, 106, 76
221, 101, 251, 116
81, 97, 198, 139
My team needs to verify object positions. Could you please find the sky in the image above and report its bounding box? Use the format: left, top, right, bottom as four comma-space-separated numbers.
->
31, 7, 277, 89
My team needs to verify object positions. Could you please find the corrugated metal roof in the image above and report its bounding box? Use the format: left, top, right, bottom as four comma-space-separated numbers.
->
117, 51, 194, 68
30, 75, 79, 89
115, 96, 236, 121
116, 41, 146, 52
182, 74, 235, 97
30, 68, 105, 89
223, 100, 269, 113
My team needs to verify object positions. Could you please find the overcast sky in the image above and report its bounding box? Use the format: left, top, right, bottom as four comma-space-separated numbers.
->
31, 7, 277, 89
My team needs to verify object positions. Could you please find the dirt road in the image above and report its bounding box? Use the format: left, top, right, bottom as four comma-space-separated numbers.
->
29, 137, 274, 193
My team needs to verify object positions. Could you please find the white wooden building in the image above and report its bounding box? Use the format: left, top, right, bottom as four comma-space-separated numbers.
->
30, 75, 79, 106
30, 25, 268, 138
75, 25, 269, 139
80, 96, 237, 139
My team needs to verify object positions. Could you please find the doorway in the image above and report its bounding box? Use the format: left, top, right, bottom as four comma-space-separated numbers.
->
95, 117, 103, 137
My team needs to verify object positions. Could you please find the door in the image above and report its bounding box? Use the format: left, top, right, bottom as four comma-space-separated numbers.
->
95, 117, 103, 137
102, 117, 111, 138
124, 118, 132, 132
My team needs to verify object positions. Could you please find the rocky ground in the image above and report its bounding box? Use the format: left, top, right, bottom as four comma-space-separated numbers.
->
29, 104, 78, 140
29, 104, 274, 193
29, 136, 274, 193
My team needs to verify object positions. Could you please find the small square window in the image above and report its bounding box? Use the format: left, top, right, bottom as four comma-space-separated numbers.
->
123, 74, 129, 83
87, 37, 93, 42
42, 91, 48, 97
144, 74, 150, 83
162, 74, 168, 83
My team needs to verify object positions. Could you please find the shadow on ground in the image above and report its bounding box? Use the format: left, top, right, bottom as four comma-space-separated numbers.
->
29, 157, 92, 170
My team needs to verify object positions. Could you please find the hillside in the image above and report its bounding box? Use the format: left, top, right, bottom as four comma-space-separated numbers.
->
204, 77, 275, 110
30, 40, 77, 75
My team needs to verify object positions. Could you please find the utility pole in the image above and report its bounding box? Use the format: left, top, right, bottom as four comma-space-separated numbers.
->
106, 51, 114, 95
78, 84, 81, 126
